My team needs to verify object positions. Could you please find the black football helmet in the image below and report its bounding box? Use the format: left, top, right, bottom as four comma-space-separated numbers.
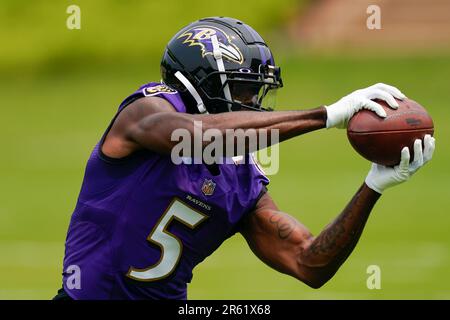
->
160, 17, 283, 114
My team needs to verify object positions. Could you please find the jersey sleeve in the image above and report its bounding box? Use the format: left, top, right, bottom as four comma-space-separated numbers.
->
97, 82, 187, 164
116, 82, 186, 114
139, 83, 186, 114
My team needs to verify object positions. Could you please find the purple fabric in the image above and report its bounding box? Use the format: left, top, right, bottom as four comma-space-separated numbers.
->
62, 82, 269, 300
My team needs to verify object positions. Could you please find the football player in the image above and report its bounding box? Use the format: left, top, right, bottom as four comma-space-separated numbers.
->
54, 17, 435, 300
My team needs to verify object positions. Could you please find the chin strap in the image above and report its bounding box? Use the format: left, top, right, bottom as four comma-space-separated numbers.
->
211, 35, 232, 112
174, 71, 208, 114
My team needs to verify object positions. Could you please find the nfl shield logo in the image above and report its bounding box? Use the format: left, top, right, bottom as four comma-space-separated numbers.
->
201, 179, 216, 196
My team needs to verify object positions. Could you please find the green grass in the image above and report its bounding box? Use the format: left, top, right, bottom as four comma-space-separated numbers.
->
0, 54, 449, 299
0, 0, 300, 76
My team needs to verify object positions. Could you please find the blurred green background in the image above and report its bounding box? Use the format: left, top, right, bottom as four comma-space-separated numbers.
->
0, 0, 449, 299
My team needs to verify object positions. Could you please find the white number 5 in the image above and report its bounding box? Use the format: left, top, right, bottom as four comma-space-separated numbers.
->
126, 199, 208, 281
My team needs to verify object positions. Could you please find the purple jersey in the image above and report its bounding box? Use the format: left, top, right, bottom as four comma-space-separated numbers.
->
62, 82, 269, 300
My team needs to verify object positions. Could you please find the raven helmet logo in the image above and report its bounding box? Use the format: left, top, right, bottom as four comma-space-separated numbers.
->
201, 179, 216, 196
178, 26, 244, 64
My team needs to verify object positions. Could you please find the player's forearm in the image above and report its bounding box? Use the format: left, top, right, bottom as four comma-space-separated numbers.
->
197, 107, 327, 139
300, 183, 380, 282
132, 107, 327, 154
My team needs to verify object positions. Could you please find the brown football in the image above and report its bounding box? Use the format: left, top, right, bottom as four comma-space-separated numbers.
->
347, 98, 434, 166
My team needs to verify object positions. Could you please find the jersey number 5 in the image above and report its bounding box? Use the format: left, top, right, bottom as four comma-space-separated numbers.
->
126, 199, 208, 281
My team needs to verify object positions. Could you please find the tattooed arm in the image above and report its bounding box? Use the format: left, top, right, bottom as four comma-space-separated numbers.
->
240, 183, 381, 288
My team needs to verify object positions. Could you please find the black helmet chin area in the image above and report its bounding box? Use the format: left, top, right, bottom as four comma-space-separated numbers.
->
197, 65, 283, 113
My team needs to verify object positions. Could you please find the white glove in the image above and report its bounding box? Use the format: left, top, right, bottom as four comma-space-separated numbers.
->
325, 83, 406, 129
365, 135, 435, 194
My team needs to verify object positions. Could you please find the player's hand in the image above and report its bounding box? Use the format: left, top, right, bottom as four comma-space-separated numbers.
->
325, 83, 406, 129
365, 135, 435, 194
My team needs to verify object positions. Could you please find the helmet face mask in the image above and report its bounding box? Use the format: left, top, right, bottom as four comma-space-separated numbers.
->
199, 65, 282, 112
161, 17, 283, 114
